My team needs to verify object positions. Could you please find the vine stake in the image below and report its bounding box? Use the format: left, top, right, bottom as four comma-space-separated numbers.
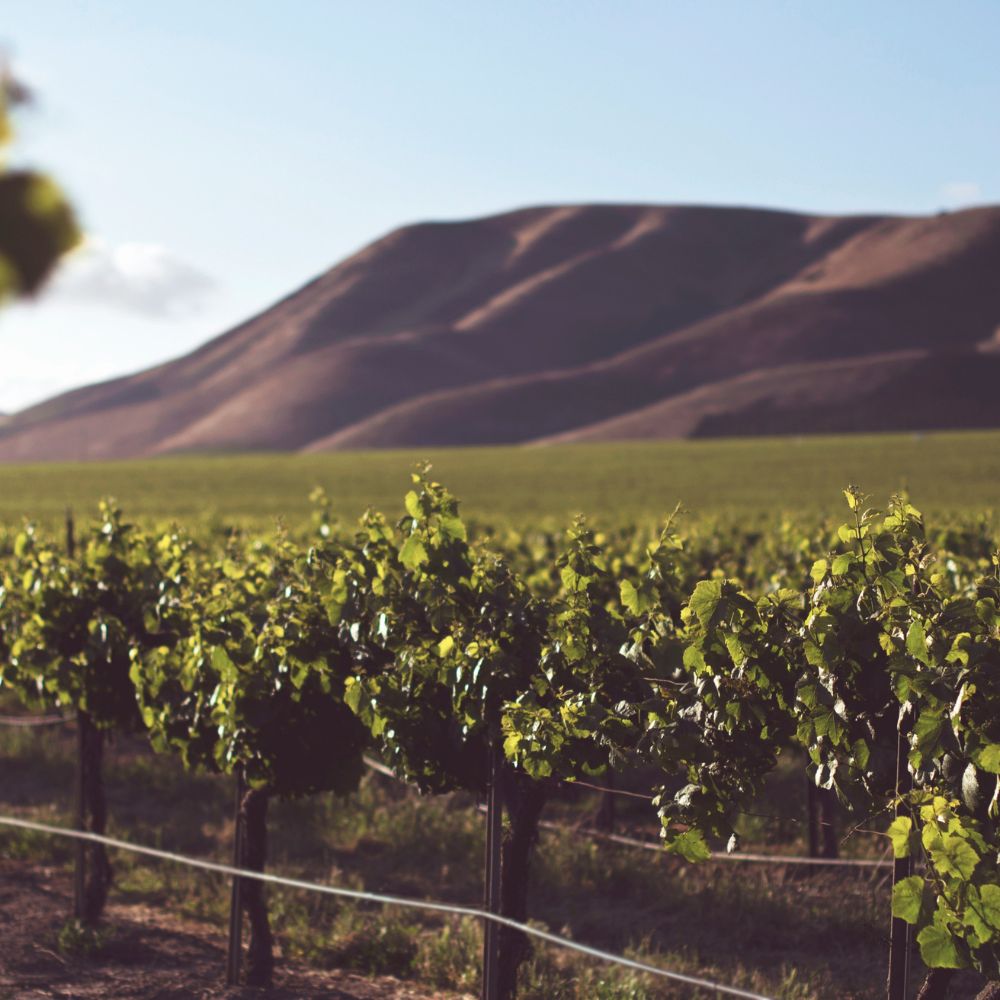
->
66, 509, 87, 922
226, 768, 246, 986
73, 708, 86, 920
806, 777, 819, 859
482, 741, 502, 1000
887, 721, 913, 1000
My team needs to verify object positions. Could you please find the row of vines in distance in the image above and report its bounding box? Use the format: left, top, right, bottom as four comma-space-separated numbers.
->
1, 475, 1000, 999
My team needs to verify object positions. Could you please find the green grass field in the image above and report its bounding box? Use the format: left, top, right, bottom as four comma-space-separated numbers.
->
0, 429, 997, 529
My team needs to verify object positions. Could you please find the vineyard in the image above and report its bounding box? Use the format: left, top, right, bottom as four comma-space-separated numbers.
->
2, 473, 1000, 999
2, 430, 1000, 527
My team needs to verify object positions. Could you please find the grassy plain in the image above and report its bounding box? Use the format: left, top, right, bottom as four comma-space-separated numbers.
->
0, 429, 997, 530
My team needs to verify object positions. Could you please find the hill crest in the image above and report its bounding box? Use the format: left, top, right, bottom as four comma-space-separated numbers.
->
2, 202, 999, 461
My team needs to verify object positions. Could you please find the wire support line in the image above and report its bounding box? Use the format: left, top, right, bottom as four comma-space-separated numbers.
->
560, 777, 655, 800
0, 713, 70, 727
0, 814, 775, 1000
364, 755, 656, 802
362, 757, 883, 868
365, 755, 649, 803
361, 755, 397, 779
557, 783, 860, 834
529, 813, 889, 869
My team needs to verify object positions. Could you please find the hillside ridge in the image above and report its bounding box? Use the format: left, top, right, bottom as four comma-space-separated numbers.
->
2, 201, 999, 461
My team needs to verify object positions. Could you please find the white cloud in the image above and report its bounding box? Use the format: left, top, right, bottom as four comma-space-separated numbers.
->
940, 181, 983, 209
46, 237, 217, 318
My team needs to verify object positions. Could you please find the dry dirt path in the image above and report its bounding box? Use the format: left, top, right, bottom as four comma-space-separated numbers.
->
0, 862, 467, 1000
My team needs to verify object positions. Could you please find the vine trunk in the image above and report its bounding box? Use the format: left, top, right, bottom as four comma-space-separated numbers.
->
79, 712, 112, 925
239, 786, 273, 987
496, 769, 549, 999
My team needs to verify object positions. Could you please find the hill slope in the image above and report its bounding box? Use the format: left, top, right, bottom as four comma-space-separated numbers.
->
2, 202, 999, 461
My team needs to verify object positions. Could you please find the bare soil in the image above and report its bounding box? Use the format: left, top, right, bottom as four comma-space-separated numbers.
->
0, 861, 465, 1000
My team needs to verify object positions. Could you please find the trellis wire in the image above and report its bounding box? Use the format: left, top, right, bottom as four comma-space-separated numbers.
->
0, 714, 70, 727
0, 814, 774, 1000
367, 756, 851, 833
0, 737, 884, 868
541, 818, 890, 868
361, 757, 888, 869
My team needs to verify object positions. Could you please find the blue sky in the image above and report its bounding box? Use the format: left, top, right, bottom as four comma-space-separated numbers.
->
1, 0, 997, 411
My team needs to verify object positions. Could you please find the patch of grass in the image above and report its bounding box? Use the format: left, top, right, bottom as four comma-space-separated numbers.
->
513, 937, 837, 1000
317, 912, 420, 977
527, 820, 887, 996
413, 915, 481, 992
0, 722, 906, 998
57, 917, 114, 958
0, 430, 998, 530
0, 816, 75, 863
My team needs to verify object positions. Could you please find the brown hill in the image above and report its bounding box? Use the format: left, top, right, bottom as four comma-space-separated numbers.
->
2, 203, 999, 461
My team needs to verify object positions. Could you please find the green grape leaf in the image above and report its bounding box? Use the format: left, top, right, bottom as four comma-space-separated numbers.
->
914, 711, 943, 754
404, 491, 422, 519
667, 829, 711, 863
980, 885, 1000, 932
439, 514, 467, 542
975, 744, 1000, 775
211, 646, 235, 677
688, 580, 723, 629
831, 553, 853, 576
906, 622, 931, 665
343, 678, 362, 714
916, 923, 964, 969
935, 834, 979, 880
620, 580, 651, 616
891, 875, 925, 924
682, 645, 707, 674
887, 816, 914, 858
399, 534, 429, 570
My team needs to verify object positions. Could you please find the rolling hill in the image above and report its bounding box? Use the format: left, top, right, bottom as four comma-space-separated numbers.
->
2, 202, 999, 461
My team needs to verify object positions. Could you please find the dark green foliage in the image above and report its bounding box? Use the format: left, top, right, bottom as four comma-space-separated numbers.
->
338, 474, 548, 795
3, 479, 1000, 993
0, 74, 79, 302
0, 503, 168, 730
134, 528, 368, 798
791, 490, 1000, 977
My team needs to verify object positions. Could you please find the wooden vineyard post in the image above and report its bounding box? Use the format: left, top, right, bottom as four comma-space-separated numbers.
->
594, 771, 616, 833
806, 777, 820, 858
73, 708, 86, 920
226, 767, 246, 986
66, 509, 87, 922
65, 508, 75, 559
819, 789, 839, 859
806, 778, 839, 861
482, 741, 502, 1000
887, 721, 913, 1000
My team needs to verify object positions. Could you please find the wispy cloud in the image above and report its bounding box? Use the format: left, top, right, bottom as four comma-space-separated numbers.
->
940, 181, 983, 209
47, 237, 216, 318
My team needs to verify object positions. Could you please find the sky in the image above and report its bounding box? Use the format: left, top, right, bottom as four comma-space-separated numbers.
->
1, 0, 997, 412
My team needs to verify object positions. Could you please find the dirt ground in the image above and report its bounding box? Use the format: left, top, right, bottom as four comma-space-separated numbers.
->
0, 861, 466, 1000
